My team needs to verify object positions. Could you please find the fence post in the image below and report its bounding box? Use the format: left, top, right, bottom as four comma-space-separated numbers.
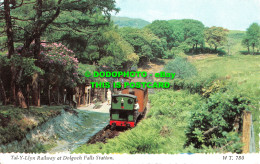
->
242, 110, 252, 153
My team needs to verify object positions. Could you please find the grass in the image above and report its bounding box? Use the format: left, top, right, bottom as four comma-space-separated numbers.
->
190, 54, 260, 152
0, 105, 63, 145
73, 90, 202, 154
189, 30, 260, 152
192, 55, 260, 98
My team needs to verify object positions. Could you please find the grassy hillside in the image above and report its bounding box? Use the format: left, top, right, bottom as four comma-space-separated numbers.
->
111, 16, 150, 28
225, 30, 247, 55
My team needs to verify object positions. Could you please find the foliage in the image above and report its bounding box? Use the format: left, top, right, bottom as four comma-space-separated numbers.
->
167, 19, 205, 53
78, 63, 97, 82
0, 53, 43, 88
204, 26, 229, 51
10, 0, 118, 43
202, 80, 227, 98
185, 91, 250, 152
164, 57, 197, 79
145, 20, 175, 49
190, 53, 260, 151
38, 42, 80, 87
98, 28, 139, 70
181, 19, 205, 50
3, 0, 119, 59
61, 25, 138, 70
120, 27, 167, 61
242, 23, 260, 54
167, 20, 186, 47
172, 74, 224, 95
0, 54, 43, 77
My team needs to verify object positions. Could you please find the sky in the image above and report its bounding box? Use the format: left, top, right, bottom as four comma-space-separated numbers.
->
112, 0, 260, 31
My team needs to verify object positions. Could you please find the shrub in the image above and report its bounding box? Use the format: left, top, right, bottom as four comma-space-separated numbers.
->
172, 74, 219, 94
185, 91, 251, 152
164, 57, 197, 79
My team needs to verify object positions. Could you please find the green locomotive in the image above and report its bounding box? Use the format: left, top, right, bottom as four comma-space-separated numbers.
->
110, 87, 148, 128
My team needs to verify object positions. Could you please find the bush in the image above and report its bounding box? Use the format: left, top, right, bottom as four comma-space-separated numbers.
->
164, 57, 197, 79
162, 50, 175, 59
172, 74, 219, 94
185, 91, 251, 152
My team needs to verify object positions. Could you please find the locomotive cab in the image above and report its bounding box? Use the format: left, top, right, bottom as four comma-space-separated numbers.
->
109, 81, 148, 129
110, 94, 138, 128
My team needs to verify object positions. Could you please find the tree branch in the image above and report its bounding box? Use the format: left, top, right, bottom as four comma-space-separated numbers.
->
203, 126, 218, 136
39, 0, 63, 33
11, 16, 33, 21
10, 0, 24, 9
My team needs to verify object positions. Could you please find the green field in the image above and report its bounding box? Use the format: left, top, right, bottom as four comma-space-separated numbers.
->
193, 55, 260, 98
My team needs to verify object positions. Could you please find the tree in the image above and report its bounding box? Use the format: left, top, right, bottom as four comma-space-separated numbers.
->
145, 20, 175, 49
0, 0, 118, 107
120, 27, 166, 62
204, 26, 228, 51
242, 37, 250, 54
98, 27, 139, 70
168, 20, 185, 47
181, 19, 205, 53
167, 19, 205, 53
60, 24, 139, 71
1, 0, 22, 106
244, 23, 260, 55
226, 37, 235, 55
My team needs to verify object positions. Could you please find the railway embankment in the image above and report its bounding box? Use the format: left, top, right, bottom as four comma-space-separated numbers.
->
0, 104, 110, 153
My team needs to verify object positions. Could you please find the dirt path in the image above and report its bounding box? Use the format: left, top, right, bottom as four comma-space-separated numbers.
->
187, 54, 218, 62
77, 102, 110, 113
138, 60, 167, 74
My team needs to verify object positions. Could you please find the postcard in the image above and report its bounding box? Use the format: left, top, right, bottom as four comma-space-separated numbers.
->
0, 0, 259, 163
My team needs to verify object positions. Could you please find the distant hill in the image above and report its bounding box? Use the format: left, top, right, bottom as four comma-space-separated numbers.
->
228, 30, 246, 40
111, 16, 150, 28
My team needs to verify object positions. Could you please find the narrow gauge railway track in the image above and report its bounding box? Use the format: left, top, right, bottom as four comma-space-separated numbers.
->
86, 104, 148, 144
